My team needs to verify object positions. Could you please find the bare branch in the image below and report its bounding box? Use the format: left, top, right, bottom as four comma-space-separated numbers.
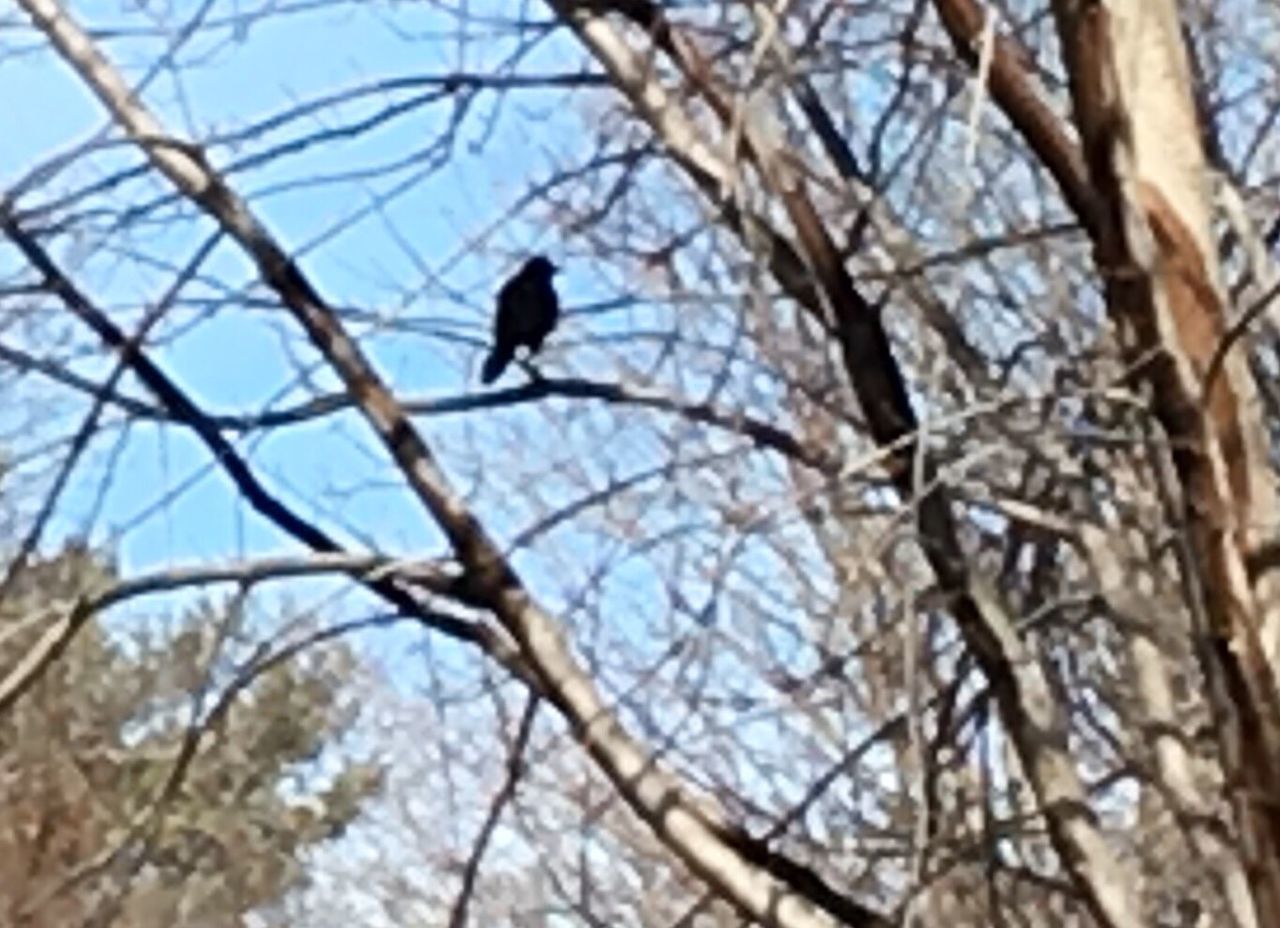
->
549, 4, 1146, 926
447, 696, 539, 928
0, 203, 521, 682
12, 2, 889, 925
0, 551, 458, 717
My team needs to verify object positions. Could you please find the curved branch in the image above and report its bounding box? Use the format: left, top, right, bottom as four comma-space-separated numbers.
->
230, 377, 837, 473
14, 3, 882, 926
0, 346, 839, 473
0, 552, 461, 717
550, 4, 1145, 927
0, 205, 519, 674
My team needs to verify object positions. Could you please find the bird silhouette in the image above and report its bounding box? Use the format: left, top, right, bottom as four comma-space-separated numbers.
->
480, 255, 560, 384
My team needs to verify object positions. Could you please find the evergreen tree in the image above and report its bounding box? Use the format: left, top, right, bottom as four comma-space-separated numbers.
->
0, 545, 382, 927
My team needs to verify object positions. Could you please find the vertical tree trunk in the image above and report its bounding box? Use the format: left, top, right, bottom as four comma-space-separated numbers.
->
1051, 2, 1280, 921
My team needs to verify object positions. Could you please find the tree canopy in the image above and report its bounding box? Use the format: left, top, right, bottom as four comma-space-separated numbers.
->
3, 2, 1280, 927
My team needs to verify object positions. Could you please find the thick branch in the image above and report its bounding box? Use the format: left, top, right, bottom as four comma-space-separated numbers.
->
551, 4, 1147, 926
931, 0, 1099, 234
14, 3, 886, 926
0, 204, 516, 670
1051, 1, 1280, 922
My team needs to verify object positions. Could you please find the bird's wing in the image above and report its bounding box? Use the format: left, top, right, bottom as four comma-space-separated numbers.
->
497, 275, 549, 338
493, 276, 524, 333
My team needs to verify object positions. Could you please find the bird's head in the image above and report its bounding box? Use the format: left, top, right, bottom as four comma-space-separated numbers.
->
525, 255, 558, 278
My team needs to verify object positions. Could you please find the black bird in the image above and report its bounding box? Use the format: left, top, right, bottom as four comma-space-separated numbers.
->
480, 255, 560, 384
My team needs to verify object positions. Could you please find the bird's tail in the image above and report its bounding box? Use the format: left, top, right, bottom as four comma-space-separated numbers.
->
480, 344, 513, 384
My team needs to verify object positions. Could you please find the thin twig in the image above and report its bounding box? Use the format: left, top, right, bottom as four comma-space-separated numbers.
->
448, 695, 540, 928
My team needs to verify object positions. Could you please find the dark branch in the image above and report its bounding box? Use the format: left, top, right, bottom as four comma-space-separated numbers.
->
0, 200, 512, 664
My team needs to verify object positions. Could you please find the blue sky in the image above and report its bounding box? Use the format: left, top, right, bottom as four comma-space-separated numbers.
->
2, 4, 1120, 918
2, 5, 905, 856
2, 2, 593, 568
0, 1, 826, 715
0, 2, 665, 730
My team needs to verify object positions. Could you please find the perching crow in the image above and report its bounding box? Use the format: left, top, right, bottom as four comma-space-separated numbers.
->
480, 255, 560, 384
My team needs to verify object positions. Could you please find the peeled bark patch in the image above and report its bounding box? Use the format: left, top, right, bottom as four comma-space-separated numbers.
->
1136, 179, 1250, 529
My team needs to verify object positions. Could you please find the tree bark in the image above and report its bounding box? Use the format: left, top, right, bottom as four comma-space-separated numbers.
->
1050, 1, 1280, 920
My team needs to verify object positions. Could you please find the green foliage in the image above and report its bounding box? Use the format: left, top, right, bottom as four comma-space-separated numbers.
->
0, 545, 383, 927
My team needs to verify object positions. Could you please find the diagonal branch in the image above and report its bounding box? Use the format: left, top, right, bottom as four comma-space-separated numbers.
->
14, 3, 886, 926
447, 695, 540, 928
930, 0, 1099, 234
0, 339, 166, 420
0, 204, 518, 674
0, 232, 221, 604
548, 3, 1146, 926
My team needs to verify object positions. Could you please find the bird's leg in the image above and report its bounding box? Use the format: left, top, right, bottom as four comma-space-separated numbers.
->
516, 356, 546, 382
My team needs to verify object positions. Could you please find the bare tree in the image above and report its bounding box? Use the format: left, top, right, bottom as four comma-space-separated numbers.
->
3, 1, 1280, 927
